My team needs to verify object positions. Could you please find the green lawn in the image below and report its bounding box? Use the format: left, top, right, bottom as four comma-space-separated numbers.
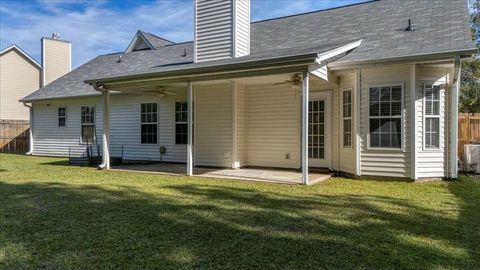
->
0, 154, 479, 269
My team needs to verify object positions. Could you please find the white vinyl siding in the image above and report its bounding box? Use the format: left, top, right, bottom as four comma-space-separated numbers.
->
360, 66, 411, 178
32, 93, 188, 162
194, 0, 249, 62
233, 82, 247, 167
195, 0, 234, 62
416, 67, 449, 178
335, 72, 357, 174
246, 83, 299, 168
32, 97, 103, 157
234, 0, 250, 57
194, 83, 233, 167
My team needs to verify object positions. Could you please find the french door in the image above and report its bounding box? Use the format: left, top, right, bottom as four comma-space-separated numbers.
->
308, 91, 332, 168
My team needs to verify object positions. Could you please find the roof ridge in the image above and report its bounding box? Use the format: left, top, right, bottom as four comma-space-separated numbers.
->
251, 0, 380, 24
0, 44, 42, 68
149, 0, 381, 46
145, 32, 175, 44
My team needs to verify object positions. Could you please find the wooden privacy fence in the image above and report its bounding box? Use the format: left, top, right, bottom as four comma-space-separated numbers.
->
458, 113, 480, 160
0, 120, 29, 153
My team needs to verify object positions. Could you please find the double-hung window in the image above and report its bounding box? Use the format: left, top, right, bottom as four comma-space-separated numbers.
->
424, 84, 441, 149
141, 103, 158, 144
368, 86, 403, 149
343, 89, 352, 147
81, 106, 95, 143
58, 107, 66, 127
175, 101, 188, 145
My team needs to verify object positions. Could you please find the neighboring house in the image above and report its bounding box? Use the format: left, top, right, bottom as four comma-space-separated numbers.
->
0, 45, 41, 121
0, 36, 71, 121
21, 0, 477, 183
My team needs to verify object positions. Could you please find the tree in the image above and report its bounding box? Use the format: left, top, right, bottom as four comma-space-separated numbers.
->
460, 0, 480, 113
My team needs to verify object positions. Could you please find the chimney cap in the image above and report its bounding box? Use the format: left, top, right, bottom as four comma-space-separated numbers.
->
52, 33, 61, 39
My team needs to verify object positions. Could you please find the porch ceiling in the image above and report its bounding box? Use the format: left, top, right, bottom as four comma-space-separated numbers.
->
108, 71, 337, 95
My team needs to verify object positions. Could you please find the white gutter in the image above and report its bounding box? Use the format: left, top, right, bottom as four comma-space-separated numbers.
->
22, 102, 34, 155
329, 48, 478, 70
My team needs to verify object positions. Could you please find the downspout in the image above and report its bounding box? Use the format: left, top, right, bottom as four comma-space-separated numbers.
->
22, 102, 34, 155
92, 83, 110, 170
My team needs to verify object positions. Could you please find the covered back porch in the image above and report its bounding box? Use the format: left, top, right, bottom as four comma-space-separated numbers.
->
88, 42, 360, 185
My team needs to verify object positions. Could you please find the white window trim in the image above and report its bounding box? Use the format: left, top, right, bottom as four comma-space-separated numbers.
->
342, 88, 353, 148
80, 105, 96, 144
366, 83, 405, 151
58, 106, 67, 128
174, 100, 189, 146
140, 102, 159, 145
422, 83, 443, 151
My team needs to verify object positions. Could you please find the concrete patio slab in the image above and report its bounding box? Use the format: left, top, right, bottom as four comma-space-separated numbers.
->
112, 163, 331, 185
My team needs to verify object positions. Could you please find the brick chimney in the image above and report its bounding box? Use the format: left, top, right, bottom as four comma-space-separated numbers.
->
41, 33, 71, 86
194, 0, 250, 63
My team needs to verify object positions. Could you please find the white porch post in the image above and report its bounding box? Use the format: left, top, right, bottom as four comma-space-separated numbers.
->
302, 71, 309, 185
187, 81, 194, 176
23, 103, 34, 155
450, 56, 461, 179
101, 88, 110, 169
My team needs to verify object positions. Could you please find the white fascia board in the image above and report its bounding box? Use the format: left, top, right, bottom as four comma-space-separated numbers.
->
0, 44, 42, 69
315, 39, 363, 65
309, 64, 329, 81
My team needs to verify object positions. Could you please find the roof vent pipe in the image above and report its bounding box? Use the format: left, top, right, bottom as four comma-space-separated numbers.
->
405, 19, 414, 31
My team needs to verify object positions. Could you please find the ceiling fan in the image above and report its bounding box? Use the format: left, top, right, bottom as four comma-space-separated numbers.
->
274, 74, 303, 86
144, 86, 176, 98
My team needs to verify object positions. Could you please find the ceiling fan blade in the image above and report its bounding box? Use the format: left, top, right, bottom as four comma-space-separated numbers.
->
163, 90, 176, 95
274, 81, 292, 85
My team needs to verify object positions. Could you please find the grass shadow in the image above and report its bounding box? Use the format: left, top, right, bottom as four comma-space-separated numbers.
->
1, 179, 479, 269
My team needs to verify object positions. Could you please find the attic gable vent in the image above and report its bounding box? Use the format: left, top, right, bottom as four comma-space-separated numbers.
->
194, 0, 250, 63
125, 31, 174, 53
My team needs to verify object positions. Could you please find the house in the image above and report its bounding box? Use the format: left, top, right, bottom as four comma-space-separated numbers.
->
1, 35, 71, 121
1, 35, 70, 152
20, 0, 477, 184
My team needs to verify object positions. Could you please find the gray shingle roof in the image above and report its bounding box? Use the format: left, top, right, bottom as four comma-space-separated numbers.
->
22, 0, 477, 102
139, 31, 174, 48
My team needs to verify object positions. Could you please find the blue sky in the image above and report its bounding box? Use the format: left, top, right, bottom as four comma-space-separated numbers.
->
0, 0, 369, 68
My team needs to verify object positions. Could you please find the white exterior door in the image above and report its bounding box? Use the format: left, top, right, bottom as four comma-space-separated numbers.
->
308, 91, 332, 168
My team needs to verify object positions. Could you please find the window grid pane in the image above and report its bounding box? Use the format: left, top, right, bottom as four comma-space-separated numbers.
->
58, 107, 66, 127
141, 103, 158, 144
343, 90, 352, 147
175, 101, 191, 145
81, 106, 95, 143
368, 86, 402, 149
424, 85, 440, 149
308, 100, 325, 159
